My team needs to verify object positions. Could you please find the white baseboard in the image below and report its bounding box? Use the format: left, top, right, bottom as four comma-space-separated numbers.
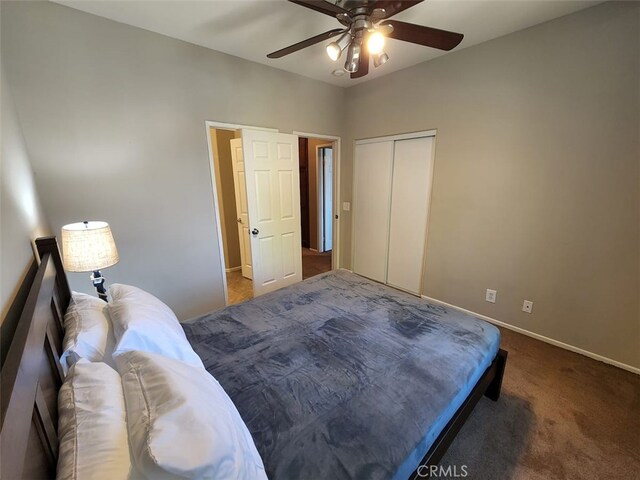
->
339, 268, 353, 273
225, 266, 242, 273
309, 248, 319, 253
421, 295, 640, 375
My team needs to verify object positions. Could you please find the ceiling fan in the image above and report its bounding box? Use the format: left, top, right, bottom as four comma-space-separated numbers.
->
267, 0, 464, 79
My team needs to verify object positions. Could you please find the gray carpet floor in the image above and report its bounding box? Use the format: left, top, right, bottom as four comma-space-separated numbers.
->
440, 328, 640, 479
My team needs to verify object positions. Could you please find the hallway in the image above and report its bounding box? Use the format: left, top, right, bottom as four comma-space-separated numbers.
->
301, 248, 331, 280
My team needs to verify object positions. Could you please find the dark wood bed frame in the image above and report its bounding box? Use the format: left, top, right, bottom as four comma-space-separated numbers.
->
1, 237, 71, 479
410, 347, 508, 479
0, 236, 507, 479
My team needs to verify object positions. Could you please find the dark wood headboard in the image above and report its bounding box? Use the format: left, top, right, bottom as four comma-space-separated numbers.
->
1, 237, 71, 479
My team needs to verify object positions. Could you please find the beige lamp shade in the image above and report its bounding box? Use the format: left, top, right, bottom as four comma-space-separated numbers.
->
61, 221, 119, 272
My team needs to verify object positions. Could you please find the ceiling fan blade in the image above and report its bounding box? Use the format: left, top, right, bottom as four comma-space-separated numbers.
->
288, 0, 350, 18
350, 47, 369, 79
386, 20, 463, 51
267, 28, 345, 58
374, 0, 424, 19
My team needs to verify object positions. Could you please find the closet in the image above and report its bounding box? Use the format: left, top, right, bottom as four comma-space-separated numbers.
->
352, 133, 435, 295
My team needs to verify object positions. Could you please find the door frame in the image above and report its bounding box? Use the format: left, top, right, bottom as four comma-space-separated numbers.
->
352, 129, 437, 296
293, 131, 341, 270
204, 120, 278, 306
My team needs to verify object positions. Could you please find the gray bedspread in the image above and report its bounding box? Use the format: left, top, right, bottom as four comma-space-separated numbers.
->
183, 271, 500, 480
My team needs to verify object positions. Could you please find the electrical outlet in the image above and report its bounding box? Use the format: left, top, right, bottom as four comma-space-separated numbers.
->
522, 300, 533, 314
485, 289, 497, 303
342, 202, 351, 212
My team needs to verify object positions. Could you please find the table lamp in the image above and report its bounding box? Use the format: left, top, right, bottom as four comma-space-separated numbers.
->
61, 221, 119, 301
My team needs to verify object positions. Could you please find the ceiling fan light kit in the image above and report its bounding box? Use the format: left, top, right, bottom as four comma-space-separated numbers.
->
267, 0, 464, 80
373, 51, 389, 68
344, 39, 362, 72
366, 31, 385, 55
326, 31, 352, 61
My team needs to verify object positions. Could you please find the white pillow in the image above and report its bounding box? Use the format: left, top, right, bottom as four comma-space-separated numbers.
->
60, 292, 116, 374
107, 284, 203, 368
57, 360, 136, 480
116, 350, 267, 480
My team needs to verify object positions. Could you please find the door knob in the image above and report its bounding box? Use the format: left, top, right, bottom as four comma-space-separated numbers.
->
251, 228, 259, 236
237, 218, 242, 223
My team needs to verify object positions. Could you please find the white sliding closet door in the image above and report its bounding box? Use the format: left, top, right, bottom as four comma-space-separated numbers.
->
386, 136, 434, 294
353, 141, 394, 283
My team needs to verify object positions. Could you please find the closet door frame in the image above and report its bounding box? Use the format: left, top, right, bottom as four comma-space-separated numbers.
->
351, 129, 437, 295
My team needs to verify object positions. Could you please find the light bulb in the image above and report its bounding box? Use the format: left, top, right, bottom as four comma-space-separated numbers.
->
367, 31, 385, 55
326, 32, 351, 62
373, 52, 389, 68
326, 43, 341, 61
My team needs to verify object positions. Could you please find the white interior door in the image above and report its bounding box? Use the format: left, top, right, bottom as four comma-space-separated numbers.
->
230, 138, 252, 280
323, 148, 333, 252
352, 140, 394, 283
386, 136, 434, 294
241, 129, 302, 296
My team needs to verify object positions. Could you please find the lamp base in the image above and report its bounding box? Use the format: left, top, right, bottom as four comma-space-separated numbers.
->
91, 270, 108, 302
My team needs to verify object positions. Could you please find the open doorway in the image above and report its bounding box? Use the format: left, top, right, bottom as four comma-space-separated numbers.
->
207, 123, 340, 306
208, 127, 253, 305
298, 137, 334, 280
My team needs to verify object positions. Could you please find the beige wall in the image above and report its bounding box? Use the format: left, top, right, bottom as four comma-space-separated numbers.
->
1, 0, 345, 320
2, 1, 637, 368
210, 128, 241, 269
343, 2, 639, 368
1, 63, 51, 326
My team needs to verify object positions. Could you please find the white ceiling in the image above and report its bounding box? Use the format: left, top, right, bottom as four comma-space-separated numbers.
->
53, 0, 601, 87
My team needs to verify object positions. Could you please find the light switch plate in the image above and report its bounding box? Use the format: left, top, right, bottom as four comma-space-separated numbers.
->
522, 300, 533, 313
342, 202, 351, 212
486, 289, 497, 303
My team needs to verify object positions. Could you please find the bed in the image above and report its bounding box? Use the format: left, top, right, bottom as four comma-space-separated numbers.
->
183, 270, 506, 479
0, 236, 507, 479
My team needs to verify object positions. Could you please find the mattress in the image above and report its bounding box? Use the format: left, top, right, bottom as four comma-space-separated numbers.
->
183, 271, 500, 480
